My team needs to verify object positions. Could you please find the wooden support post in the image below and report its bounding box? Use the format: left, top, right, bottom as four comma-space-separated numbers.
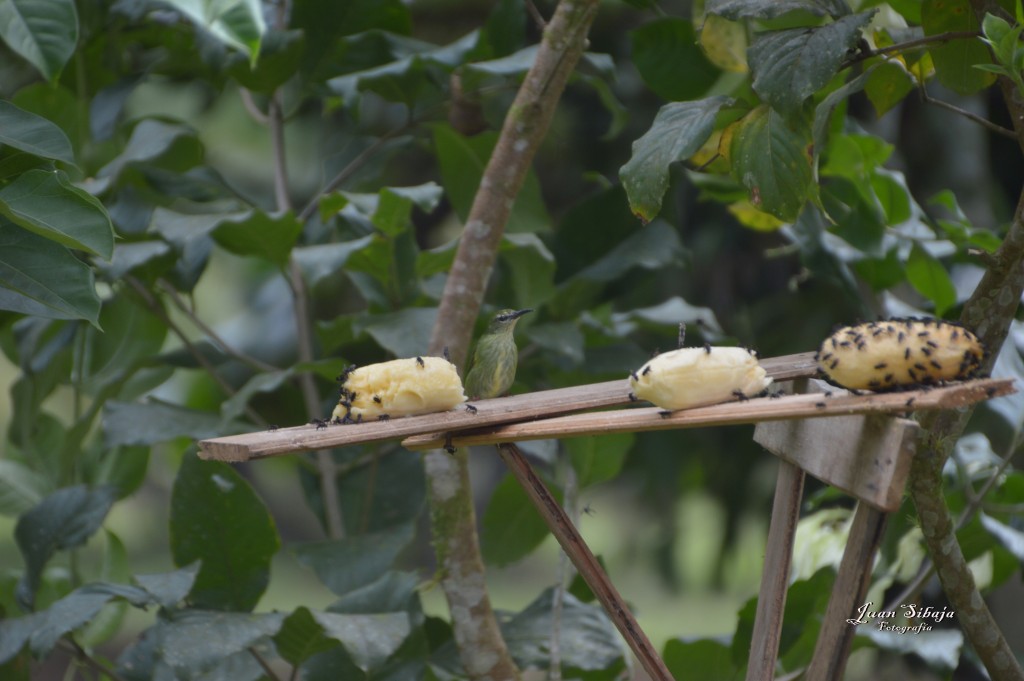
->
805, 503, 888, 681
497, 443, 675, 681
745, 460, 805, 681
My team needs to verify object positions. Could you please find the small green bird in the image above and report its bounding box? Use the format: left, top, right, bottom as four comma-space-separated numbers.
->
464, 308, 532, 399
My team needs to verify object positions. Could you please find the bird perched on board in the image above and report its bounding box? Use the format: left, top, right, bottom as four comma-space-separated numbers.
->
464, 308, 532, 400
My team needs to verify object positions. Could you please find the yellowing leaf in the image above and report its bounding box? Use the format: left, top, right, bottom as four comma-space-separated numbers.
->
699, 14, 748, 73
728, 200, 787, 231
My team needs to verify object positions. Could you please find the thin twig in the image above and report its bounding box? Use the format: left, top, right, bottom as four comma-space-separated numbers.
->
526, 0, 547, 31
60, 639, 129, 681
239, 88, 269, 125
124, 276, 267, 427
497, 443, 674, 681
248, 646, 284, 681
156, 279, 280, 373
295, 123, 413, 224
919, 86, 1017, 139
842, 30, 981, 69
265, 82, 345, 540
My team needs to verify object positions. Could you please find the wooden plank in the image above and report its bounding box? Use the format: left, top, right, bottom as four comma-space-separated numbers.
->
754, 412, 918, 511
197, 351, 820, 461
746, 461, 805, 681
805, 503, 888, 681
497, 444, 674, 681
400, 378, 1012, 460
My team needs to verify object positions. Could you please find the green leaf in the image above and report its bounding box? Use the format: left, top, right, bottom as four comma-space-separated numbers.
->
97, 119, 203, 183
81, 294, 167, 395
211, 210, 303, 268
14, 484, 117, 609
729, 105, 814, 221
372, 183, 443, 236
0, 459, 50, 516
219, 370, 293, 425
161, 0, 265, 61
27, 582, 151, 656
294, 236, 375, 288
574, 221, 685, 282
482, 473, 559, 566
274, 607, 343, 667
663, 638, 738, 681
906, 243, 956, 315
308, 610, 412, 672
0, 0, 78, 80
499, 233, 556, 310
980, 513, 1024, 561
170, 455, 280, 611
500, 588, 626, 674
354, 307, 438, 357
133, 563, 200, 609
0, 100, 74, 164
433, 125, 550, 233
567, 433, 634, 488
620, 96, 733, 223
922, 0, 995, 95
329, 570, 419, 614
706, 0, 851, 20
811, 64, 878, 155
526, 322, 585, 366
154, 610, 284, 678
103, 400, 244, 447
630, 19, 720, 101
294, 523, 415, 597
100, 241, 174, 280
0, 169, 114, 259
820, 178, 886, 255
865, 61, 916, 116
749, 12, 875, 117
0, 222, 101, 319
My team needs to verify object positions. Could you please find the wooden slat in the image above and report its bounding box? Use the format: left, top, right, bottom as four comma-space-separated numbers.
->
198, 351, 820, 461
746, 461, 806, 681
400, 378, 1013, 456
806, 503, 888, 681
754, 412, 919, 511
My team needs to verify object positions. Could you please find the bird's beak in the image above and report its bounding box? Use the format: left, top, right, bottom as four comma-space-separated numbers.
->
510, 309, 533, 320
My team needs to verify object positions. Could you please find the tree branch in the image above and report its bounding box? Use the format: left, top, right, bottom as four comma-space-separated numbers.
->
842, 30, 980, 69
909, 138, 1024, 681
422, 2, 600, 679
265, 81, 345, 540
918, 87, 1017, 140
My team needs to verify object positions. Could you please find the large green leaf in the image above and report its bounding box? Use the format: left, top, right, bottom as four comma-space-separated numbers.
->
170, 455, 280, 612
0, 220, 101, 325
433, 125, 550, 233
0, 459, 49, 516
14, 484, 117, 609
729, 105, 814, 221
294, 523, 415, 597
161, 0, 265, 61
274, 607, 343, 667
0, 0, 78, 80
133, 563, 200, 609
630, 18, 720, 101
0, 100, 74, 164
906, 243, 956, 315
749, 12, 874, 117
303, 610, 412, 672
102, 400, 244, 447
567, 433, 634, 488
573, 220, 684, 282
501, 588, 626, 675
706, 0, 851, 20
922, 0, 995, 95
482, 473, 559, 566
498, 233, 556, 310
210, 209, 303, 268
620, 97, 733, 223
0, 169, 114, 258
354, 307, 438, 357
81, 294, 166, 395
97, 119, 203, 183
